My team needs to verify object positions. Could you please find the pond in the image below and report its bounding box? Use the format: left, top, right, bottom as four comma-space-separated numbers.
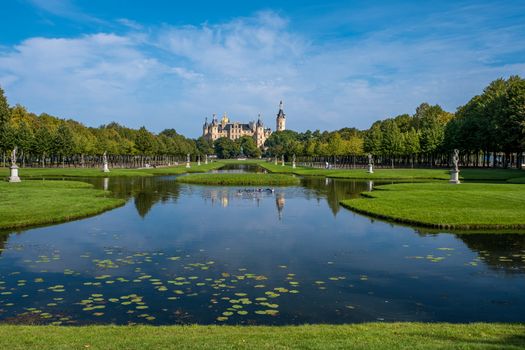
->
0, 165, 524, 325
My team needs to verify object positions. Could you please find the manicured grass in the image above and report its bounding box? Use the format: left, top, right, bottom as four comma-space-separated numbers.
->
0, 323, 523, 350
508, 177, 525, 184
0, 180, 125, 230
260, 163, 525, 181
176, 173, 300, 186
0, 162, 224, 178
341, 182, 525, 230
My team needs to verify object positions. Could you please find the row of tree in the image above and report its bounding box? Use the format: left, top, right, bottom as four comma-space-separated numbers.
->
1, 75, 524, 168
0, 89, 198, 167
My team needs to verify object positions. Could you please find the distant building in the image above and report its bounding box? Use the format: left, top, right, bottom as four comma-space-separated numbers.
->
202, 101, 287, 148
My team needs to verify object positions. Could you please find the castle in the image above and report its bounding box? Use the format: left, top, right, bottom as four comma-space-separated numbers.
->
202, 101, 286, 147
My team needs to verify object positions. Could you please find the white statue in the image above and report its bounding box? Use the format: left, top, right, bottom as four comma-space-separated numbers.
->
102, 151, 110, 173
450, 149, 460, 184
367, 153, 374, 174
9, 146, 21, 182
292, 154, 296, 169
186, 153, 191, 168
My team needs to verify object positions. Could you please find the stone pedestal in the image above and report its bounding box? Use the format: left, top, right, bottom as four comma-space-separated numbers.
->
197, 157, 201, 166
274, 158, 277, 165
186, 162, 191, 168
102, 162, 110, 173
367, 164, 374, 174
205, 155, 208, 165
9, 165, 21, 183
292, 161, 296, 169
450, 170, 460, 184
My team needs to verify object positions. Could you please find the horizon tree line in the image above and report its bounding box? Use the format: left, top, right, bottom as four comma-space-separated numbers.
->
0, 75, 524, 169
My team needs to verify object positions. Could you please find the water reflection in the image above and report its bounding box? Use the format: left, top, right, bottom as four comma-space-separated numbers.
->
0, 170, 524, 325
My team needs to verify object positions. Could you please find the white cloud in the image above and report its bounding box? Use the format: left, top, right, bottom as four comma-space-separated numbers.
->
0, 10, 524, 136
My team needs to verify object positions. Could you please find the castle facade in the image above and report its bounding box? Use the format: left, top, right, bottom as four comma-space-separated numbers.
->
202, 101, 286, 148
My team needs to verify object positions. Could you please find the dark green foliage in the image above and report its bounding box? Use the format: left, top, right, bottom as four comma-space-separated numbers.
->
214, 137, 240, 158
134, 126, 156, 155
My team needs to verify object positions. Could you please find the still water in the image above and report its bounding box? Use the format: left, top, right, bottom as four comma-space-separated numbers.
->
0, 166, 524, 325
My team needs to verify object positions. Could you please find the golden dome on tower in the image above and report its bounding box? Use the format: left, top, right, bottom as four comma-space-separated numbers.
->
221, 113, 229, 124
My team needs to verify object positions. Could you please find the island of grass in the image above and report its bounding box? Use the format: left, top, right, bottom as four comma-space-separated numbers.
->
0, 162, 225, 179
0, 180, 125, 230
340, 182, 525, 230
0, 323, 524, 349
176, 173, 300, 186
259, 162, 525, 181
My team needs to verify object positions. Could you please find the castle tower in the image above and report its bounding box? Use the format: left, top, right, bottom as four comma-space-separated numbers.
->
276, 100, 286, 132
255, 114, 264, 147
202, 117, 209, 136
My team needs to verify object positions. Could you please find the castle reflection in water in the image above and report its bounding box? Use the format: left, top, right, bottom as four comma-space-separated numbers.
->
202, 188, 286, 220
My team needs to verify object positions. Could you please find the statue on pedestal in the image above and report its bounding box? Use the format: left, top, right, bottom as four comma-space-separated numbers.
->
450, 149, 460, 184
186, 153, 191, 168
9, 147, 21, 182
367, 154, 374, 174
292, 154, 296, 169
281, 154, 285, 166
102, 151, 110, 173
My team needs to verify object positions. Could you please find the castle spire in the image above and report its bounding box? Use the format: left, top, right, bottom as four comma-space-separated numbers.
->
276, 100, 286, 132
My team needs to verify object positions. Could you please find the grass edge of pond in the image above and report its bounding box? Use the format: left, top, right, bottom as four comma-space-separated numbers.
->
0, 180, 125, 230
340, 182, 525, 231
176, 173, 300, 186
0, 323, 523, 349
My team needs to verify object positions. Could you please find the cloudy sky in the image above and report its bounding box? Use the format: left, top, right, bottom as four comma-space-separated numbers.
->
0, 0, 524, 137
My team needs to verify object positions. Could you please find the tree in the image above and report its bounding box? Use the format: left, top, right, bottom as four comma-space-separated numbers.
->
214, 137, 239, 158
0, 86, 10, 127
196, 136, 215, 156
364, 124, 382, 155
134, 126, 156, 155
53, 123, 74, 166
236, 136, 260, 158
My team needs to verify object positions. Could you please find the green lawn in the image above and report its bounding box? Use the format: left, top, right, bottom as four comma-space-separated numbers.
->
176, 173, 300, 186
0, 162, 224, 178
0, 323, 523, 350
0, 180, 125, 230
260, 163, 525, 181
341, 182, 525, 230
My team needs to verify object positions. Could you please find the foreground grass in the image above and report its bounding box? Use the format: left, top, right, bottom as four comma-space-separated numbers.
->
0, 162, 224, 178
0, 323, 523, 350
0, 181, 125, 230
341, 182, 525, 230
176, 173, 300, 186
260, 163, 525, 181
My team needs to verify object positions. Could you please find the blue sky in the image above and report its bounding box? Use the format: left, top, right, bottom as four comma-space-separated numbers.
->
0, 0, 524, 137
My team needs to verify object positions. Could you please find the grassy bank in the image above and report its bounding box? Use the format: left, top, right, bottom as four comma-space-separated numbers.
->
176, 173, 300, 186
0, 162, 224, 179
0, 180, 125, 230
0, 323, 523, 349
259, 163, 525, 181
341, 182, 525, 230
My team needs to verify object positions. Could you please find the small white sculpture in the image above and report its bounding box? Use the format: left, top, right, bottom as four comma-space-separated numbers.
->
367, 154, 374, 174
102, 151, 110, 173
450, 149, 460, 184
9, 147, 21, 183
